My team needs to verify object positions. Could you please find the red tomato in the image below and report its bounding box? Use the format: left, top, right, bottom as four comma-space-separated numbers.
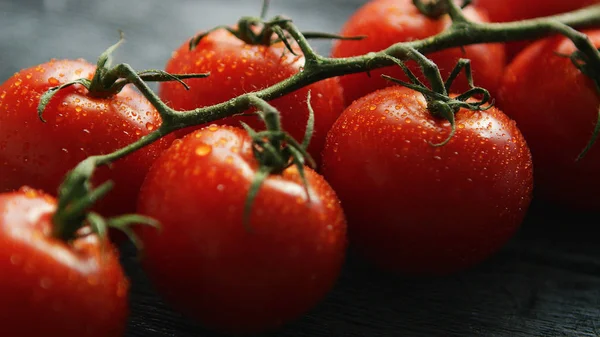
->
321, 86, 533, 275
497, 30, 600, 210
159, 29, 345, 165
330, 0, 505, 106
137, 125, 347, 334
0, 59, 174, 216
473, 0, 600, 59
0, 187, 128, 337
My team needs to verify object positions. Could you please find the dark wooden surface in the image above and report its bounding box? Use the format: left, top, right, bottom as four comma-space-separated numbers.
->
1, 1, 599, 336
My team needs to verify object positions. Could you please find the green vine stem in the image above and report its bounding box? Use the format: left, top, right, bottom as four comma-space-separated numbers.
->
39, 1, 600, 207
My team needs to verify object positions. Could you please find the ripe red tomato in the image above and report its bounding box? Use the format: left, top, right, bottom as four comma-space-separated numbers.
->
0, 187, 129, 337
498, 30, 600, 210
0, 59, 174, 216
330, 0, 505, 106
473, 0, 600, 59
137, 125, 347, 334
321, 86, 533, 275
159, 29, 344, 165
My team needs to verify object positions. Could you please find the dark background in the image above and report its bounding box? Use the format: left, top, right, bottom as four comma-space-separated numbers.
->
1, 1, 599, 336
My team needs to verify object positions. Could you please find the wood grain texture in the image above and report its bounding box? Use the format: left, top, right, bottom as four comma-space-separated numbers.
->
119, 200, 600, 337
1, 0, 598, 336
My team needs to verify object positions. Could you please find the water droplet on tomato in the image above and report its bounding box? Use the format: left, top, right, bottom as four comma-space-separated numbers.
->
146, 122, 155, 131
61, 148, 69, 154
25, 73, 32, 79
195, 144, 212, 156
47, 77, 59, 86
216, 184, 225, 191
10, 254, 22, 265
208, 124, 218, 132
75, 106, 82, 112
217, 62, 226, 72
404, 118, 411, 124
40, 277, 52, 289
0, 91, 5, 99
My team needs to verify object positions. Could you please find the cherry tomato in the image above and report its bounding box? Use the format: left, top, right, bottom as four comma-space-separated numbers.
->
473, 0, 600, 59
136, 125, 347, 334
321, 86, 533, 275
159, 29, 345, 165
0, 59, 174, 216
498, 30, 600, 210
330, 0, 505, 106
0, 187, 128, 337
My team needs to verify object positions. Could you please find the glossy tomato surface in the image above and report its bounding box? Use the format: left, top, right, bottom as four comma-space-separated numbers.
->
331, 0, 506, 106
0, 187, 129, 337
473, 0, 600, 59
321, 86, 533, 275
0, 59, 174, 216
137, 125, 347, 334
498, 30, 600, 210
159, 29, 345, 165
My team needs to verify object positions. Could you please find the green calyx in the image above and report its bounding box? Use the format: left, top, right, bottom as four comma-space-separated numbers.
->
38, 31, 209, 123
239, 94, 315, 232
188, 0, 364, 53
382, 54, 493, 146
51, 158, 159, 251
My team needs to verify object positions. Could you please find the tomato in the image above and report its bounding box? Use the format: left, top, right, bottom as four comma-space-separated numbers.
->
159, 29, 344, 165
473, 0, 600, 59
330, 0, 505, 106
497, 30, 600, 210
0, 59, 174, 217
136, 125, 347, 334
321, 86, 533, 275
0, 187, 128, 337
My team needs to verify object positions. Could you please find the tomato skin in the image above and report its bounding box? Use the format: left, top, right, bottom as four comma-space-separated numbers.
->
0, 59, 174, 216
0, 187, 128, 337
330, 0, 505, 106
159, 29, 345, 165
321, 86, 532, 275
473, 0, 600, 59
137, 126, 347, 334
497, 30, 600, 210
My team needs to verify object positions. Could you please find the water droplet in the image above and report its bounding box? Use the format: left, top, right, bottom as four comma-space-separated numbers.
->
369, 105, 376, 111
25, 73, 32, 79
145, 122, 155, 131
433, 156, 442, 160
0, 91, 5, 99
75, 106, 82, 112
195, 144, 212, 156
61, 148, 69, 154
208, 124, 218, 132
40, 277, 52, 289
404, 118, 411, 124
217, 184, 225, 191
217, 63, 225, 72
47, 77, 59, 86
10, 254, 22, 265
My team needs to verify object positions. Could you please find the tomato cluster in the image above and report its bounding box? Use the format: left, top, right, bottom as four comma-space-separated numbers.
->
0, 0, 598, 336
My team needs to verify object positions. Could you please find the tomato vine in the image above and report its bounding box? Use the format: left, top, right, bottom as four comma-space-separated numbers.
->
38, 0, 600, 225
